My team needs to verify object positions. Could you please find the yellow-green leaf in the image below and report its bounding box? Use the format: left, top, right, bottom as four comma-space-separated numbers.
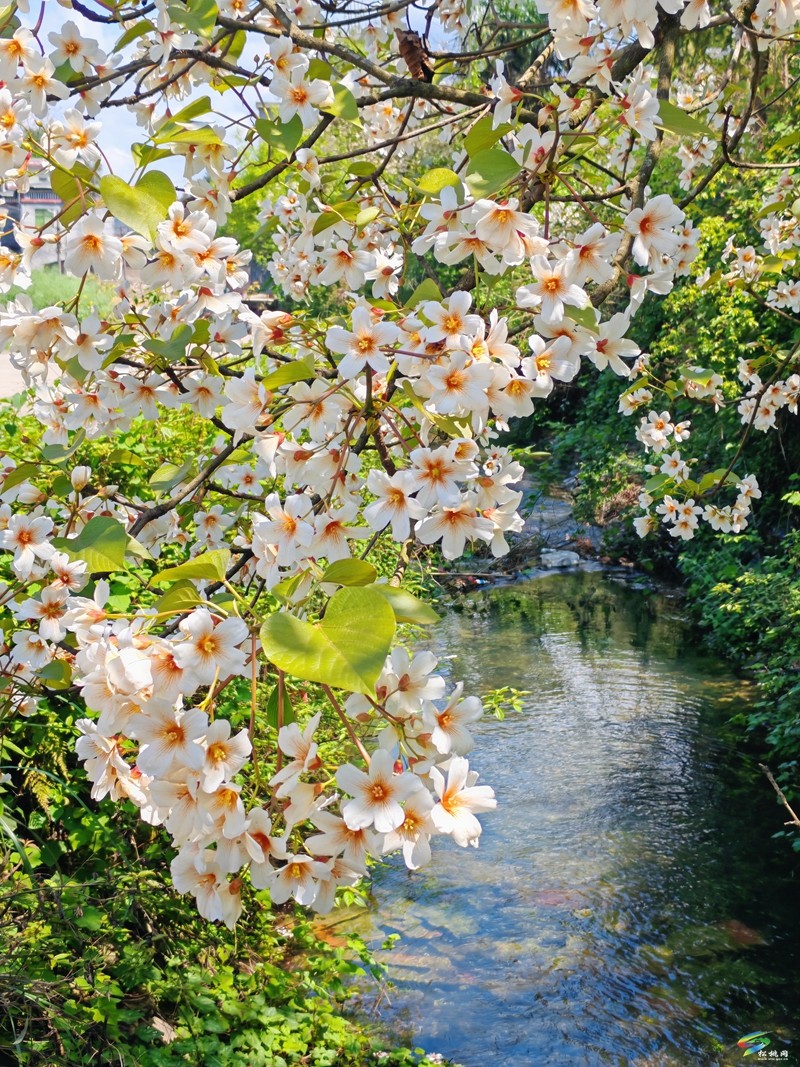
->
100, 171, 176, 238
260, 587, 395, 694
151, 549, 231, 587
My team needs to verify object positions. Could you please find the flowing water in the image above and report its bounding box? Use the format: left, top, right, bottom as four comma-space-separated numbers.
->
346, 570, 800, 1066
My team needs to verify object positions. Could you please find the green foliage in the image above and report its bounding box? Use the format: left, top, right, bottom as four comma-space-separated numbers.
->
514, 160, 800, 836
100, 172, 176, 238
0, 652, 440, 1067
4, 267, 117, 316
680, 532, 800, 832
260, 586, 397, 695
0, 403, 446, 1067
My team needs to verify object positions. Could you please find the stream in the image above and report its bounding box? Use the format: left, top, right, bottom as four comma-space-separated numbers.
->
346, 569, 800, 1067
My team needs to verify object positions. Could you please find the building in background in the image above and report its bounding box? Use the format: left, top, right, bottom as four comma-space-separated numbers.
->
1, 162, 63, 267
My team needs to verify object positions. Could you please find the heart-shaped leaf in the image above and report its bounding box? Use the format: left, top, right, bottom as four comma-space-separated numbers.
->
260, 586, 395, 694
374, 585, 440, 625
151, 548, 231, 587
155, 579, 203, 614
657, 100, 714, 141
51, 516, 128, 574
321, 559, 377, 587
100, 170, 176, 238
255, 115, 304, 159
465, 147, 520, 198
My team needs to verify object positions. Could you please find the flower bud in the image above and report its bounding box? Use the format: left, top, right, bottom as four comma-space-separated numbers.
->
71, 466, 92, 491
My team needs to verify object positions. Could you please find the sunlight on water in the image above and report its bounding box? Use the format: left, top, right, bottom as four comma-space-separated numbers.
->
343, 572, 800, 1067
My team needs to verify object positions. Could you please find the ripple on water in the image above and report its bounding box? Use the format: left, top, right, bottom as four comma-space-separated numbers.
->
341, 573, 800, 1067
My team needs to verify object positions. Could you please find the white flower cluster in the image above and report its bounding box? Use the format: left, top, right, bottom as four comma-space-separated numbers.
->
0, 0, 797, 927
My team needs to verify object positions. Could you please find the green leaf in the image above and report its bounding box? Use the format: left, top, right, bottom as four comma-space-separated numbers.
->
41, 430, 86, 465
50, 162, 96, 225
108, 448, 148, 467
260, 587, 396, 694
51, 474, 74, 496
149, 459, 194, 493
374, 585, 440, 625
270, 572, 308, 604
142, 322, 194, 363
769, 129, 800, 154
566, 306, 597, 330
264, 683, 296, 730
312, 200, 361, 235
255, 115, 304, 159
155, 580, 203, 615
464, 115, 514, 158
1, 462, 39, 493
465, 147, 521, 198
348, 160, 375, 177
308, 58, 332, 80
151, 549, 231, 587
356, 205, 380, 227
156, 96, 212, 137
400, 380, 472, 438
657, 100, 715, 140
38, 659, 73, 690
51, 516, 129, 574
415, 167, 462, 197
326, 83, 360, 122
75, 906, 105, 932
167, 0, 218, 36
644, 473, 669, 494
100, 171, 176, 238
681, 368, 715, 386
406, 278, 442, 308
131, 143, 175, 169
113, 18, 155, 53
162, 126, 222, 145
321, 560, 377, 586
225, 29, 247, 63
261, 360, 314, 390
761, 255, 785, 274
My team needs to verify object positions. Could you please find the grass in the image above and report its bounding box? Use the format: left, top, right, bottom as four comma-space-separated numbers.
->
4, 267, 117, 317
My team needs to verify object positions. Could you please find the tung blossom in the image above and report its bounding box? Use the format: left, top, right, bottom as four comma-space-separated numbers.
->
336, 749, 423, 833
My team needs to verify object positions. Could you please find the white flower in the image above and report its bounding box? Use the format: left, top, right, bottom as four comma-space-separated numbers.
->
201, 719, 252, 792
132, 702, 207, 778
268, 853, 331, 906
430, 756, 496, 847
624, 195, 684, 268
521, 334, 579, 395
380, 787, 436, 870
306, 810, 377, 872
421, 292, 482, 344
363, 471, 427, 541
1, 514, 54, 578
271, 70, 334, 126
318, 242, 375, 289
336, 749, 423, 833
63, 215, 123, 281
174, 610, 249, 686
516, 257, 589, 322
415, 495, 494, 560
326, 306, 398, 379
424, 683, 484, 755
270, 712, 321, 797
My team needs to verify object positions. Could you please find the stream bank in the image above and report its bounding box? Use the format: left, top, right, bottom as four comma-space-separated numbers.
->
342, 570, 799, 1067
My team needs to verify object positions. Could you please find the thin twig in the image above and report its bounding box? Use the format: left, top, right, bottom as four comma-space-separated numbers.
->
321, 685, 371, 765
759, 763, 800, 828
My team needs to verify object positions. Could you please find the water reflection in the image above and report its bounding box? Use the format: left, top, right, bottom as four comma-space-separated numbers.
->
347, 572, 800, 1066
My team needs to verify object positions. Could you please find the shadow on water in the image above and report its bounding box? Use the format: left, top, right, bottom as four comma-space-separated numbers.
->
342, 572, 800, 1067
